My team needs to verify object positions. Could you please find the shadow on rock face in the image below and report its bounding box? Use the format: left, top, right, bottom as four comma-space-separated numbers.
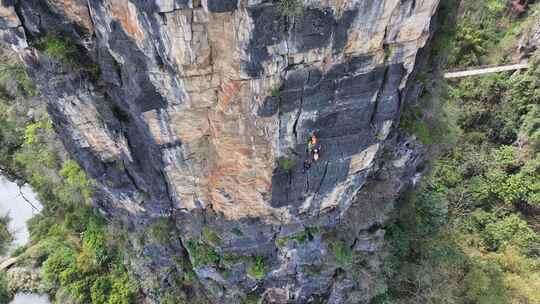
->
262, 56, 406, 210
207, 0, 238, 13
243, 5, 359, 77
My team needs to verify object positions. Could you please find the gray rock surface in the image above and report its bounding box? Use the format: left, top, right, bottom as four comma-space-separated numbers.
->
0, 0, 438, 303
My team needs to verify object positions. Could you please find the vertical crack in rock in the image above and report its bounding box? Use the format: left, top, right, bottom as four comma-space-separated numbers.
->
370, 65, 389, 126
291, 70, 307, 143
315, 161, 329, 195
305, 168, 310, 193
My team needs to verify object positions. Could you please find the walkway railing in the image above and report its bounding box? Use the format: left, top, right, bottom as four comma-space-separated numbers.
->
443, 61, 529, 79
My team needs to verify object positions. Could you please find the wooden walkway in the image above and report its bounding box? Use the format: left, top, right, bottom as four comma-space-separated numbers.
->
0, 256, 19, 271
443, 62, 529, 79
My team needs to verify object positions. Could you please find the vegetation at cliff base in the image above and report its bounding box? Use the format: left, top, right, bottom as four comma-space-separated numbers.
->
380, 0, 540, 303
0, 63, 37, 97
0, 215, 12, 256
0, 215, 12, 304
0, 47, 137, 304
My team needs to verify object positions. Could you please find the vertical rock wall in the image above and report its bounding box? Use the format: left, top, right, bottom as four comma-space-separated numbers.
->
0, 0, 438, 303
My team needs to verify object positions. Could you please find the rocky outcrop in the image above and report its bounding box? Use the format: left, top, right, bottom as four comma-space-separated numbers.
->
0, 0, 438, 303
519, 15, 540, 58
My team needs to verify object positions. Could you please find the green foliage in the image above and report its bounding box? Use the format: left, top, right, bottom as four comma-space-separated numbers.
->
493, 145, 519, 171
277, 0, 303, 17
231, 227, 243, 236
451, 21, 490, 66
90, 276, 111, 304
0, 100, 25, 174
270, 87, 280, 97
149, 218, 175, 244
10, 244, 27, 257
185, 239, 220, 267
0, 47, 135, 304
463, 259, 508, 304
14, 118, 97, 211
0, 63, 38, 96
246, 256, 267, 280
81, 219, 109, 267
59, 159, 94, 204
34, 33, 101, 81
242, 293, 259, 304
442, 0, 529, 68
22, 119, 52, 146
35, 34, 78, 65
328, 240, 354, 268
0, 272, 11, 304
481, 214, 539, 252
41, 218, 137, 304
202, 227, 222, 246
42, 246, 77, 286
111, 105, 131, 123
485, 0, 507, 14
173, 255, 197, 285
1, 107, 133, 303
275, 226, 322, 247
161, 293, 177, 304
399, 91, 454, 145
399, 107, 434, 144
520, 104, 540, 153
278, 156, 296, 172
384, 2, 540, 301
108, 269, 137, 304
0, 214, 12, 255
324, 238, 368, 278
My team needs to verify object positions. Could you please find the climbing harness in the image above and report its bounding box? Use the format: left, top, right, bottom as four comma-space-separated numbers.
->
305, 133, 322, 167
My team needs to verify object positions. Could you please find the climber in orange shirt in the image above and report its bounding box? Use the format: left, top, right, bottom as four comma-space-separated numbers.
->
307, 133, 321, 162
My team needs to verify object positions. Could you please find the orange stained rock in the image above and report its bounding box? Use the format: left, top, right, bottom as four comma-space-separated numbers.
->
208, 163, 273, 219
57, 0, 94, 34
106, 0, 145, 43
202, 107, 274, 218
0, 5, 21, 26
218, 80, 242, 111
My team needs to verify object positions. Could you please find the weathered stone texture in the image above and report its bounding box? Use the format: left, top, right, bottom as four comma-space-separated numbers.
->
0, 0, 438, 303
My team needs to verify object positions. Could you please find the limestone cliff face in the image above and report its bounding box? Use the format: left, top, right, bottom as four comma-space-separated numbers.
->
0, 0, 438, 303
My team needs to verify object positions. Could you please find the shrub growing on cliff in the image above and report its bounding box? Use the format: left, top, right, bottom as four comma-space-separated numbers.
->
277, 0, 303, 17
328, 239, 368, 271
150, 218, 175, 244
36, 34, 78, 65
202, 227, 222, 246
278, 156, 296, 172
247, 256, 267, 280
59, 160, 94, 205
185, 240, 220, 267
34, 33, 101, 81
0, 63, 38, 96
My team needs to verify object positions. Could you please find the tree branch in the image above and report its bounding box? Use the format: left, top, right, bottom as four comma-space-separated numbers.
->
17, 185, 40, 212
